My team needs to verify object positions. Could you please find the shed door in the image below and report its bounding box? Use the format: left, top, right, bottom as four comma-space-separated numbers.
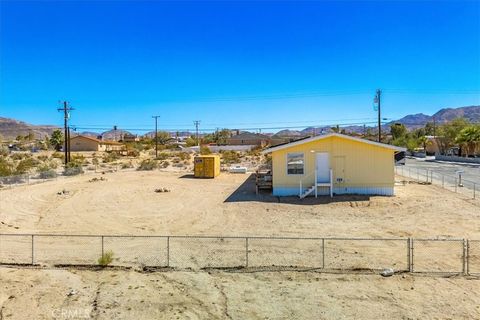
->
204, 157, 214, 177
316, 153, 330, 183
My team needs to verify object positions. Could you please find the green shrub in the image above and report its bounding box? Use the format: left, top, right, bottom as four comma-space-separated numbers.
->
52, 152, 64, 159
0, 146, 9, 157
137, 159, 158, 171
36, 154, 49, 161
221, 150, 241, 164
0, 158, 15, 177
102, 152, 119, 163
71, 154, 86, 164
155, 152, 170, 160
10, 153, 29, 161
161, 161, 169, 168
38, 168, 57, 179
15, 157, 39, 174
200, 146, 211, 155
98, 250, 114, 266
64, 162, 84, 176
177, 152, 190, 161
121, 161, 133, 169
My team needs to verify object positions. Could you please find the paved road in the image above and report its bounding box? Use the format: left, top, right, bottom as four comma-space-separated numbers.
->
402, 157, 480, 182
396, 157, 480, 196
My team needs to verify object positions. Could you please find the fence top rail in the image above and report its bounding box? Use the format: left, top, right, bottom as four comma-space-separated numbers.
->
0, 233, 468, 241
414, 238, 465, 242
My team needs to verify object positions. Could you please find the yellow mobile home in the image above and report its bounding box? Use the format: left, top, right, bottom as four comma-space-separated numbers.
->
262, 133, 406, 198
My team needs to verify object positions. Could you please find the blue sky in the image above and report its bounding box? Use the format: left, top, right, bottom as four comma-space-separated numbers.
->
0, 0, 479, 132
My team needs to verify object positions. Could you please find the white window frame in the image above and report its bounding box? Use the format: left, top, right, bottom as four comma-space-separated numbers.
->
286, 152, 305, 175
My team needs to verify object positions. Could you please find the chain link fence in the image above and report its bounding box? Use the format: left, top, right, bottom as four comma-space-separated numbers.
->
1, 234, 478, 274
395, 166, 477, 200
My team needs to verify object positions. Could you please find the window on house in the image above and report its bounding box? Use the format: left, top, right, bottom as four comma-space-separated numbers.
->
287, 153, 304, 174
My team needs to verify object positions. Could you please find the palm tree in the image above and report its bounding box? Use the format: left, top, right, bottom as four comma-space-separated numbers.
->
456, 126, 480, 157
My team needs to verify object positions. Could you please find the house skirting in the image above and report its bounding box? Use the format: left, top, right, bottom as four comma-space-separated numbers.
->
272, 186, 394, 197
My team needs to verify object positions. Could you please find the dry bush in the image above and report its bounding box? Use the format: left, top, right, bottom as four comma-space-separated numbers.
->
137, 159, 158, 171
102, 152, 119, 163
221, 150, 241, 164
161, 161, 169, 168
98, 250, 114, 266
177, 152, 190, 161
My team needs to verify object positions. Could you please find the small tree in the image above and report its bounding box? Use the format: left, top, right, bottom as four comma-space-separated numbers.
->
49, 130, 64, 151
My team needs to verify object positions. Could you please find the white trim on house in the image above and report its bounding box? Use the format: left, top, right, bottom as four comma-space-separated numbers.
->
262, 133, 407, 154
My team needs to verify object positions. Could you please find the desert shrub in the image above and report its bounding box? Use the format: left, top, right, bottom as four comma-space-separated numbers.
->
177, 152, 190, 161
200, 146, 211, 155
63, 162, 84, 176
37, 162, 58, 178
137, 159, 158, 171
15, 157, 39, 174
221, 150, 241, 164
71, 154, 86, 165
0, 158, 15, 177
246, 145, 262, 156
36, 154, 49, 161
10, 153, 29, 161
102, 152, 119, 163
127, 149, 140, 157
38, 168, 57, 179
156, 152, 170, 160
161, 161, 169, 168
0, 146, 9, 157
52, 152, 64, 159
121, 161, 134, 169
98, 250, 114, 266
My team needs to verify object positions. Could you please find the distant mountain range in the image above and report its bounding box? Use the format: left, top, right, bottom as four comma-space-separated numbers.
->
272, 105, 480, 137
1, 105, 479, 140
0, 117, 58, 140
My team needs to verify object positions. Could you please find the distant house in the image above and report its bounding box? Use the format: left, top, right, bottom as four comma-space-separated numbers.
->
70, 135, 125, 152
262, 133, 406, 198
227, 132, 271, 146
121, 133, 139, 142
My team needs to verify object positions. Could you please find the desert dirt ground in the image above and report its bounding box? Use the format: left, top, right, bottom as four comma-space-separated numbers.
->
1, 169, 479, 238
1, 169, 480, 319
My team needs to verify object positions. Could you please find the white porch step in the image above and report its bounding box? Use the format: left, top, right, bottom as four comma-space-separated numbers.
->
299, 185, 316, 199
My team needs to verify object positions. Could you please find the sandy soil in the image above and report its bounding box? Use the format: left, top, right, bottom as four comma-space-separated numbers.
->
0, 170, 479, 238
1, 170, 479, 319
1, 267, 479, 320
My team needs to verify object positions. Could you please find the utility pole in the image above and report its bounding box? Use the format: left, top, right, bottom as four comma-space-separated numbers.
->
152, 116, 160, 158
433, 116, 436, 138
194, 120, 201, 147
374, 89, 382, 142
57, 101, 74, 165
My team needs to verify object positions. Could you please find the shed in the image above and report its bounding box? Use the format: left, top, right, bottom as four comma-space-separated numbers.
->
194, 155, 221, 178
262, 133, 406, 198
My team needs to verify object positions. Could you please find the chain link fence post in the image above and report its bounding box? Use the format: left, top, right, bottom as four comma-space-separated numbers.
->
409, 238, 415, 272
245, 237, 249, 267
101, 236, 104, 257
322, 238, 325, 269
31, 235, 35, 265
166, 236, 170, 268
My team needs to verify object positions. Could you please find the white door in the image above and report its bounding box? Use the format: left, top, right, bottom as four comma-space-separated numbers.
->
316, 153, 330, 183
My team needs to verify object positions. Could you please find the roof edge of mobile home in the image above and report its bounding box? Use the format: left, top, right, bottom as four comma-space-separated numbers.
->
262, 133, 407, 154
